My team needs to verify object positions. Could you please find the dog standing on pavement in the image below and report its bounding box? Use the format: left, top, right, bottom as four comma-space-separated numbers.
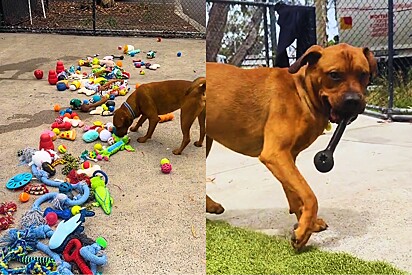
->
113, 78, 206, 155
206, 43, 377, 250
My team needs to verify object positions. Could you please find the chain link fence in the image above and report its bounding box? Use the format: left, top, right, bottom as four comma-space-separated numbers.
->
206, 0, 316, 67
0, 0, 205, 38
207, 0, 412, 121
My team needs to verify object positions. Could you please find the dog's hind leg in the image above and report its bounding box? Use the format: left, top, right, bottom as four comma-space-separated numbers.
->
172, 112, 197, 155
194, 108, 206, 147
206, 135, 213, 158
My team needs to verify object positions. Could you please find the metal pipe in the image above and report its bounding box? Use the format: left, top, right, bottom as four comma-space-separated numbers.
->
262, 5, 270, 67
389, 114, 412, 122
363, 109, 389, 120
387, 0, 394, 112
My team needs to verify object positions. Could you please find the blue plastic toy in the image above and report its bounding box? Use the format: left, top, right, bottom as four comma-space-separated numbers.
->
6, 173, 33, 189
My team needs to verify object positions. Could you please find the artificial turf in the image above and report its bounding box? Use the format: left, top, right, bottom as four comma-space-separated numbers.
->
206, 220, 405, 275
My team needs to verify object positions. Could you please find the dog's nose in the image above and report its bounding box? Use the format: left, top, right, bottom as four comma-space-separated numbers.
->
342, 92, 362, 113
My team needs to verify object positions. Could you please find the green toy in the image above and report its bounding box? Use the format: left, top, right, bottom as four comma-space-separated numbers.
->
90, 170, 113, 215
96, 134, 135, 159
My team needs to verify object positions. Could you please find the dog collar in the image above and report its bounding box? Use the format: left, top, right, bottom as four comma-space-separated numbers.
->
123, 102, 136, 119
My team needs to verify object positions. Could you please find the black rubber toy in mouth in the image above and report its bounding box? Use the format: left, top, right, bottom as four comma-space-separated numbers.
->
314, 115, 352, 173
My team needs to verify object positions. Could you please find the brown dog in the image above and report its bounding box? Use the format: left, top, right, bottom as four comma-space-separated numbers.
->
113, 78, 206, 155
206, 43, 377, 250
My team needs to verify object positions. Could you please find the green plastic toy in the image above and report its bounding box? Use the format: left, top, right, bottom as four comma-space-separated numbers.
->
96, 134, 135, 159
90, 170, 113, 215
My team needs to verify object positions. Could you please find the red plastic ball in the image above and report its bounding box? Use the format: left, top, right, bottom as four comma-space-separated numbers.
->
45, 212, 58, 226
34, 69, 44, 79
161, 163, 172, 174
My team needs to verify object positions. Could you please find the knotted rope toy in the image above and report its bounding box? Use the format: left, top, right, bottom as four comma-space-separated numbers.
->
20, 182, 90, 229
0, 202, 17, 231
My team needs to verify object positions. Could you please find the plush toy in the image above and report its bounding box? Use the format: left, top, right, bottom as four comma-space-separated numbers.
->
82, 130, 99, 143
60, 130, 76, 141
159, 113, 175, 123
99, 129, 112, 142
29, 149, 59, 168
90, 170, 113, 215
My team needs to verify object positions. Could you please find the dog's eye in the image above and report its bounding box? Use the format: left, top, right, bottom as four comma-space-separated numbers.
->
328, 72, 341, 81
360, 72, 369, 79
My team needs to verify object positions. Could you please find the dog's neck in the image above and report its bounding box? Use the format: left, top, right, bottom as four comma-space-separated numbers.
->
301, 74, 328, 120
123, 95, 139, 119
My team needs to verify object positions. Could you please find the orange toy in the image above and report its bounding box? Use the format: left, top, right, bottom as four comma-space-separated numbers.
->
60, 129, 76, 141
158, 113, 175, 123
19, 192, 30, 203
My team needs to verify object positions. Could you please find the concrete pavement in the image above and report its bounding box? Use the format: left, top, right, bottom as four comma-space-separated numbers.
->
0, 33, 206, 274
206, 115, 412, 272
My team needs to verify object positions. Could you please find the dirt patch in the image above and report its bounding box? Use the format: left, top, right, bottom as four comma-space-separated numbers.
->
20, 1, 198, 33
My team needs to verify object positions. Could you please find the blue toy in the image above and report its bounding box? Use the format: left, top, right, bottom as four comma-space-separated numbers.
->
6, 173, 32, 189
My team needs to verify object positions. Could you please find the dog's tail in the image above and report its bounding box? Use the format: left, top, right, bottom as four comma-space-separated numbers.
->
185, 76, 206, 96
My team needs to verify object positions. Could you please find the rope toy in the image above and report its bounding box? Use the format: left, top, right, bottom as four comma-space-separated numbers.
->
0, 202, 17, 230
24, 183, 49, 195
20, 182, 90, 229
80, 240, 108, 274
0, 225, 73, 275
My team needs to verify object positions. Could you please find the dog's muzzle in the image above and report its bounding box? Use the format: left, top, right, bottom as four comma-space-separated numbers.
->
341, 92, 363, 114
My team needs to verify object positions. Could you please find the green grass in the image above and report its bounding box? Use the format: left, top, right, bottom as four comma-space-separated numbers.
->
207, 220, 406, 275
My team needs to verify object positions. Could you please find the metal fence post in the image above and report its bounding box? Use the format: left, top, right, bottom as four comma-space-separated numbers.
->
92, 0, 96, 35
387, 0, 394, 116
262, 5, 270, 67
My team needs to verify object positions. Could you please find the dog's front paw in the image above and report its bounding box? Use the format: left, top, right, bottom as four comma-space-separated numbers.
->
172, 149, 182, 155
137, 136, 148, 143
194, 141, 203, 147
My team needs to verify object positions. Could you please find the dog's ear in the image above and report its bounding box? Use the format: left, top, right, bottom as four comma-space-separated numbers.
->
288, 45, 323, 74
363, 47, 378, 78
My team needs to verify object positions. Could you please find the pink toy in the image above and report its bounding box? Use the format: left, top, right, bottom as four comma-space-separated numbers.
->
39, 133, 54, 151
161, 163, 172, 174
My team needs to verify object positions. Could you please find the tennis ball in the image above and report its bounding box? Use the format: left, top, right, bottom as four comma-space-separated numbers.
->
160, 158, 170, 165
94, 143, 103, 151
326, 121, 332, 131
71, 205, 81, 215
96, 237, 107, 249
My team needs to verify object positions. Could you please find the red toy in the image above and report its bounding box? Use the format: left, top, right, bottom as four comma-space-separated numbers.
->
0, 202, 17, 230
39, 132, 55, 151
51, 121, 72, 131
161, 163, 172, 174
34, 69, 44, 79
56, 61, 65, 75
63, 238, 93, 275
48, 70, 58, 85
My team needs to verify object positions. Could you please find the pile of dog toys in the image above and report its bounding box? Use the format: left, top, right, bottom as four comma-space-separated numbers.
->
0, 145, 112, 274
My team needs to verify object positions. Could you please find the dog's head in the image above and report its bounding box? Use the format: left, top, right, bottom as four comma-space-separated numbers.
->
289, 43, 377, 123
112, 102, 140, 137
